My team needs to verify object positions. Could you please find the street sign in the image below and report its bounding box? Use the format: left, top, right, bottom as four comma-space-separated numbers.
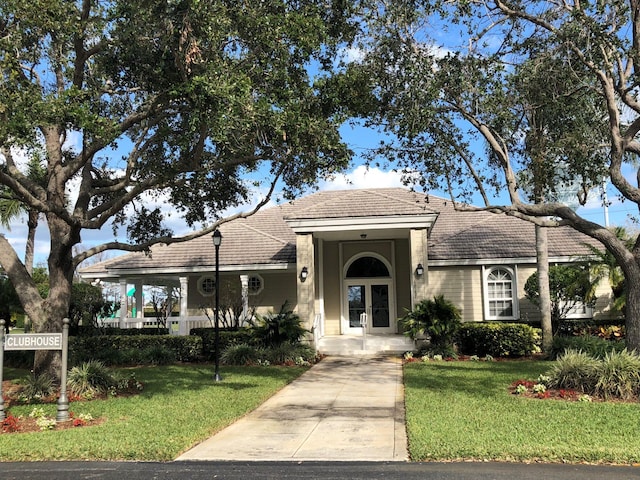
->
3, 333, 63, 351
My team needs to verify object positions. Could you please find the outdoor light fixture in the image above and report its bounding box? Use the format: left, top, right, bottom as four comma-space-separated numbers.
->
416, 263, 424, 276
212, 229, 223, 382
300, 266, 309, 281
212, 229, 222, 247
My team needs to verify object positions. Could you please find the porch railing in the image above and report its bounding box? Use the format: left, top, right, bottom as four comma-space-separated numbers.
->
97, 316, 213, 335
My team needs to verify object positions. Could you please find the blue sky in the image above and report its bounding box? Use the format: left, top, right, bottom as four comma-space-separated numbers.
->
1, 119, 635, 269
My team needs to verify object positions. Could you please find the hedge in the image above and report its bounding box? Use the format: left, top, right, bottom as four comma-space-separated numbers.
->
456, 323, 541, 357
71, 326, 170, 336
190, 328, 251, 360
69, 335, 202, 365
550, 335, 626, 360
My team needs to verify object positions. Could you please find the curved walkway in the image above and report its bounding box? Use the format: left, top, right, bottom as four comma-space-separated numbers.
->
176, 356, 408, 462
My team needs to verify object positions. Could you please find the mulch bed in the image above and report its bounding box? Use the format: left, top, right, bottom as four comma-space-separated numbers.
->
0, 379, 124, 434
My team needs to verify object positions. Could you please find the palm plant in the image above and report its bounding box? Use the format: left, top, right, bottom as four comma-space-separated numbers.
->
247, 302, 308, 348
582, 226, 634, 314
0, 154, 46, 274
399, 295, 462, 355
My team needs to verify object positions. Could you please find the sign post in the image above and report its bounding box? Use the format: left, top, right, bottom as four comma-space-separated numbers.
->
0, 318, 70, 421
0, 320, 5, 421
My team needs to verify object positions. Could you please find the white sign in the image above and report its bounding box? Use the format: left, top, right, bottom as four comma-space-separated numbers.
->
4, 333, 63, 351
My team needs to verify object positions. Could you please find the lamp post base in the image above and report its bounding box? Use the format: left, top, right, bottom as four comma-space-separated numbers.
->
213, 372, 223, 382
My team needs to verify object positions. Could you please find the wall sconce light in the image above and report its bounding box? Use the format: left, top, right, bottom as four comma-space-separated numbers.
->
300, 266, 309, 281
416, 263, 424, 276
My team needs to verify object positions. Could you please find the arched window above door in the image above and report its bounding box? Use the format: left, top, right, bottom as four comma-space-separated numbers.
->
346, 256, 390, 278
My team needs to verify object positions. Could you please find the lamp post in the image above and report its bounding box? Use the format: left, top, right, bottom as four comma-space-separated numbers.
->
213, 229, 223, 382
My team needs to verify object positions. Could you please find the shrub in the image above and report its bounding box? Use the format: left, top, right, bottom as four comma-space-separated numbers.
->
594, 349, 640, 400
20, 373, 55, 403
4, 350, 35, 368
265, 342, 316, 365
72, 326, 170, 336
69, 335, 202, 365
546, 349, 600, 393
400, 295, 461, 355
190, 329, 251, 361
456, 323, 540, 357
220, 343, 262, 365
550, 335, 625, 360
248, 302, 308, 347
67, 360, 115, 397
141, 345, 176, 365
546, 348, 640, 400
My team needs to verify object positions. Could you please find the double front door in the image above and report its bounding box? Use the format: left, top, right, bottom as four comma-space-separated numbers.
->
344, 280, 395, 334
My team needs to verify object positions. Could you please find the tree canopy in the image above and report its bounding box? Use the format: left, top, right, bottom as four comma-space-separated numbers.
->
0, 0, 355, 375
351, 0, 640, 349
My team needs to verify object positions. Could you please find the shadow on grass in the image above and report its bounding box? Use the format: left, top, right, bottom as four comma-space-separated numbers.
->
132, 364, 306, 398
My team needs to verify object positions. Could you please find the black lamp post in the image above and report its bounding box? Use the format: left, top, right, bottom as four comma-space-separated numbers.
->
213, 229, 223, 382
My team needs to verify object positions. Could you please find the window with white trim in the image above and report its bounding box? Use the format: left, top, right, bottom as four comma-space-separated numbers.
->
248, 275, 264, 295
484, 266, 518, 320
561, 301, 594, 319
197, 276, 216, 297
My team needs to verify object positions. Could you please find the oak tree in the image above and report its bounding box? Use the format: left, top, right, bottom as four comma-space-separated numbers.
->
0, 0, 354, 376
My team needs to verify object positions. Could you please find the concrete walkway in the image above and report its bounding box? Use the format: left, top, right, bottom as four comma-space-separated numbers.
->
176, 356, 408, 462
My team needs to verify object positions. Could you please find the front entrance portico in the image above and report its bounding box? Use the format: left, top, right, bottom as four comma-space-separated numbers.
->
285, 210, 437, 347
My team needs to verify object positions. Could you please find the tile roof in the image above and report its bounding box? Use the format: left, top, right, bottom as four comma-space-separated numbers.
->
425, 196, 599, 261
283, 188, 437, 219
81, 188, 602, 274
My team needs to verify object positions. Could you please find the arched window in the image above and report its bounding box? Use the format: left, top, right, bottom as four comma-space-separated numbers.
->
484, 266, 518, 320
346, 256, 390, 278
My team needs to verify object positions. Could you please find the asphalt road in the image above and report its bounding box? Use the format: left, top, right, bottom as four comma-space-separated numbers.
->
0, 461, 639, 480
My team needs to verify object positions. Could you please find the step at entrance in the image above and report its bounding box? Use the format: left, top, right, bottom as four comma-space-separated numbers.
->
317, 334, 415, 356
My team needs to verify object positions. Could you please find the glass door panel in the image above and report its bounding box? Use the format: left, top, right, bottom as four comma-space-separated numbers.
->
348, 285, 366, 328
371, 284, 390, 328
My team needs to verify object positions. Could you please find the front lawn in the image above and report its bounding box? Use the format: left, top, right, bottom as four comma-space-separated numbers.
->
0, 364, 306, 461
404, 360, 640, 464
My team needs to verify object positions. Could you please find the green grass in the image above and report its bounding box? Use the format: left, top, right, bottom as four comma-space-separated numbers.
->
404, 360, 640, 464
0, 364, 306, 461
4, 360, 640, 464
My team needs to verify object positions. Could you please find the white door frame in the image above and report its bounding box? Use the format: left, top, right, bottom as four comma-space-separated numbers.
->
343, 279, 395, 335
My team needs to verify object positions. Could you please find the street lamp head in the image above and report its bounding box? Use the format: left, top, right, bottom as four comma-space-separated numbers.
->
212, 229, 222, 247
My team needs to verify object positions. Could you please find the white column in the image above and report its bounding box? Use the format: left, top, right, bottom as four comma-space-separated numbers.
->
135, 280, 144, 319
240, 275, 249, 324
119, 279, 127, 328
179, 276, 189, 317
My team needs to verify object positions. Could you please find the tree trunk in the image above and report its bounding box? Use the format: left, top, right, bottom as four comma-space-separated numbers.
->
535, 225, 553, 353
32, 214, 78, 379
25, 209, 38, 275
626, 275, 640, 351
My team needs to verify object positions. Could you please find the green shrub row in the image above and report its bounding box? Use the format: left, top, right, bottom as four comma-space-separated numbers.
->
550, 335, 626, 359
71, 326, 170, 336
456, 323, 540, 357
190, 328, 251, 360
69, 335, 202, 366
221, 342, 316, 366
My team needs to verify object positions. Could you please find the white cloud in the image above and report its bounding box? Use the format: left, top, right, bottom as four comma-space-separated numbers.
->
318, 165, 405, 190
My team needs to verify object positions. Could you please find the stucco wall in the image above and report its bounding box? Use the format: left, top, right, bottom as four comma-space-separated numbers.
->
186, 272, 297, 317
